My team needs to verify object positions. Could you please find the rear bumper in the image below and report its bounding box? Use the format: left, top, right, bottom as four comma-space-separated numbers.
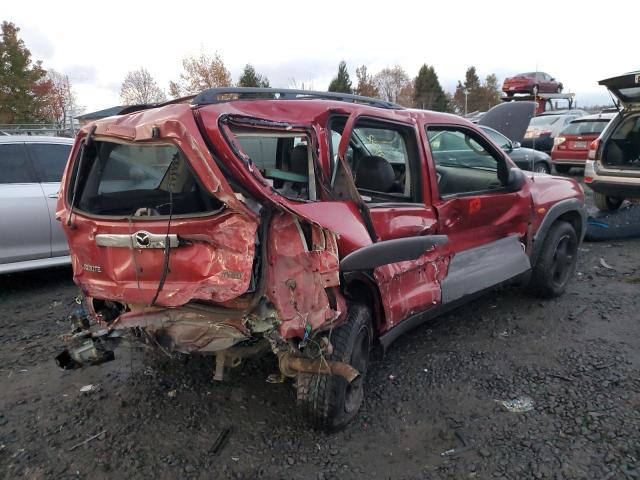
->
552, 157, 587, 167
522, 137, 553, 152
584, 160, 640, 197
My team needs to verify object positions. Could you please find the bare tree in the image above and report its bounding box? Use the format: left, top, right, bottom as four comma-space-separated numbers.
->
169, 52, 231, 97
120, 68, 166, 105
40, 69, 80, 132
374, 65, 410, 104
355, 65, 379, 98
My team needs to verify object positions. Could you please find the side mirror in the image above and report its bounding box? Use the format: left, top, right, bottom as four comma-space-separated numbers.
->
507, 167, 526, 192
511, 141, 521, 149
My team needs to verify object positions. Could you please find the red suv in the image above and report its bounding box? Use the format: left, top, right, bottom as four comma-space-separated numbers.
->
551, 113, 615, 173
56, 89, 585, 430
503, 72, 563, 96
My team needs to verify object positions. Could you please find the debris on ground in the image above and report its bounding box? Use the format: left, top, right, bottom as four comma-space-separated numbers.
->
599, 258, 616, 271
497, 395, 535, 413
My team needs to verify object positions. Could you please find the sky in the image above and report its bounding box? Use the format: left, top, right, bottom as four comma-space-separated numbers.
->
5, 0, 637, 114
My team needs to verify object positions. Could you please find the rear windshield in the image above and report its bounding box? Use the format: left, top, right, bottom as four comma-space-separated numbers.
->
529, 116, 560, 127
71, 141, 222, 217
562, 120, 610, 136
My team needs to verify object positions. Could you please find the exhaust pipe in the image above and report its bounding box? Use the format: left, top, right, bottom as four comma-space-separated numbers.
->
278, 352, 360, 383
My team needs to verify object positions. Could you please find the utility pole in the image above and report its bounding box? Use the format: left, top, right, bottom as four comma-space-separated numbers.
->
464, 89, 469, 116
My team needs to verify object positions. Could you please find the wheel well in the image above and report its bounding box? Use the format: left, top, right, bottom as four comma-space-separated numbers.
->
343, 277, 385, 337
556, 210, 582, 237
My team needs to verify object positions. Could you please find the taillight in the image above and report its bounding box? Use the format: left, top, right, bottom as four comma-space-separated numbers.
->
587, 139, 600, 160
554, 136, 566, 146
584, 176, 593, 183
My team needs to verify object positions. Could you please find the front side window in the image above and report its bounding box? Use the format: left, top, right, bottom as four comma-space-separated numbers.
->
73, 141, 222, 217
28, 143, 72, 182
426, 126, 507, 196
330, 119, 419, 203
0, 144, 33, 184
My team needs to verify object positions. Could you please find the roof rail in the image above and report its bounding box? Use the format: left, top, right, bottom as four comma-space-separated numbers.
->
191, 87, 403, 110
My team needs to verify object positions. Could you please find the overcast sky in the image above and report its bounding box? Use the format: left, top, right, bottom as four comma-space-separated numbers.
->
5, 1, 637, 113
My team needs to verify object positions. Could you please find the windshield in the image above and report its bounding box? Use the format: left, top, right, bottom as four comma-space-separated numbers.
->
72, 141, 222, 217
529, 116, 560, 127
562, 120, 610, 136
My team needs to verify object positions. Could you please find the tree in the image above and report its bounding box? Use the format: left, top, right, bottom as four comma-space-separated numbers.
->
0, 21, 50, 124
120, 68, 166, 105
328, 61, 353, 94
412, 64, 448, 112
40, 69, 80, 131
237, 64, 270, 88
354, 65, 379, 98
451, 66, 500, 115
169, 52, 232, 97
374, 65, 410, 104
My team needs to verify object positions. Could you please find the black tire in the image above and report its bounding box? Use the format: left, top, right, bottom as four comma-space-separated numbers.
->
296, 303, 372, 431
554, 165, 571, 174
593, 192, 624, 212
557, 84, 563, 93
529, 221, 578, 298
534, 162, 550, 174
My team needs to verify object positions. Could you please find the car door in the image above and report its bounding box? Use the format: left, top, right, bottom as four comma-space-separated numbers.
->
333, 114, 448, 329
26, 142, 73, 257
0, 142, 52, 265
424, 124, 533, 303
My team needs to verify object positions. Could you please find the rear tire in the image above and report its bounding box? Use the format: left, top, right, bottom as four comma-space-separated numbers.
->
296, 303, 372, 431
593, 192, 624, 212
557, 84, 563, 93
528, 221, 578, 298
554, 165, 571, 174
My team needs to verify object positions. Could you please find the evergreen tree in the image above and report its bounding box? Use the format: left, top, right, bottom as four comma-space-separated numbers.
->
328, 61, 353, 94
237, 64, 270, 88
0, 21, 49, 123
412, 64, 448, 112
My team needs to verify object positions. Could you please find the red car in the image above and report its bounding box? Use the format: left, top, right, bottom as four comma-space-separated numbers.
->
55, 90, 585, 430
503, 72, 563, 96
551, 113, 615, 173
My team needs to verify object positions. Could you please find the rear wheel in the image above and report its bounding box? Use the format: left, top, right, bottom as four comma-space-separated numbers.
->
534, 162, 550, 174
529, 221, 578, 298
296, 303, 372, 431
554, 165, 571, 174
556, 84, 563, 93
593, 192, 624, 212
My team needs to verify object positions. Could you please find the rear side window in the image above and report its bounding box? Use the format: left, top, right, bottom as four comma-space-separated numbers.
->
0, 144, 33, 184
73, 141, 222, 217
28, 143, 72, 182
562, 121, 610, 136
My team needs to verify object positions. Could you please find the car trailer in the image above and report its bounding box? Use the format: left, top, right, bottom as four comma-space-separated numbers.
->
501, 92, 576, 114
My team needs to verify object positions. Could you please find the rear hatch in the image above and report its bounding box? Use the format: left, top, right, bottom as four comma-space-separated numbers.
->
599, 71, 640, 111
57, 104, 259, 307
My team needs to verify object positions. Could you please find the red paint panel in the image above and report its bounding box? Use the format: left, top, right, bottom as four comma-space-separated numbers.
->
265, 213, 343, 339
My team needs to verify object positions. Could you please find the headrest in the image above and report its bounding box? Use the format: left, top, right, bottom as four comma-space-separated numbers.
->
354, 155, 395, 192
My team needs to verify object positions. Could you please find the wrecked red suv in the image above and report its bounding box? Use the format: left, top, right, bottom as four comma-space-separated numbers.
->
56, 89, 585, 430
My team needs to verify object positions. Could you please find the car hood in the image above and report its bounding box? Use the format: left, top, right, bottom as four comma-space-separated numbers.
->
599, 71, 640, 110
478, 101, 537, 143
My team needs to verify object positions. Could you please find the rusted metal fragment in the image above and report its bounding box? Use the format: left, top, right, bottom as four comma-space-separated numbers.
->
265, 213, 343, 339
278, 352, 359, 383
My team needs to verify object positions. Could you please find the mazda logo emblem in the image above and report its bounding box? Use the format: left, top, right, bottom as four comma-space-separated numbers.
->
134, 231, 151, 248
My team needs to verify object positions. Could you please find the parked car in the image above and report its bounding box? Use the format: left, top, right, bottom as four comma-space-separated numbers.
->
56, 88, 585, 431
522, 112, 587, 152
503, 72, 563, 96
551, 113, 615, 173
479, 125, 552, 173
585, 70, 640, 211
0, 136, 73, 274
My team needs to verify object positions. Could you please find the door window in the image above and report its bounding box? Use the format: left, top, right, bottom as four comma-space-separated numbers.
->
28, 143, 72, 182
0, 144, 33, 184
330, 119, 420, 203
426, 127, 508, 196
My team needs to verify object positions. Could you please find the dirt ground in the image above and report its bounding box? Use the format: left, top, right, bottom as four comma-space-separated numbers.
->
2, 185, 640, 479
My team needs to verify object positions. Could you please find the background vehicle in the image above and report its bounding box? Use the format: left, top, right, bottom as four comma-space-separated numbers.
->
585, 70, 640, 211
0, 136, 73, 273
56, 88, 585, 431
503, 72, 563, 96
479, 125, 552, 173
522, 112, 587, 152
552, 113, 615, 173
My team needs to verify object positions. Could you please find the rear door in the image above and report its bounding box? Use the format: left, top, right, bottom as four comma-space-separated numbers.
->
0, 143, 51, 264
26, 142, 73, 257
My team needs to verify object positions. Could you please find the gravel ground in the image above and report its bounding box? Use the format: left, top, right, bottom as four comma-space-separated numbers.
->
1, 193, 640, 479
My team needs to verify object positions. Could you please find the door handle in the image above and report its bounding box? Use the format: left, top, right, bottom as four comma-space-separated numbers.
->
48, 193, 59, 199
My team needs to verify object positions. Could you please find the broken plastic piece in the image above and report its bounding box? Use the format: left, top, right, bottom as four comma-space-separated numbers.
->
497, 395, 534, 413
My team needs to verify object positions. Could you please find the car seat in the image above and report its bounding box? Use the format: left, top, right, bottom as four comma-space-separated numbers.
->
354, 155, 395, 192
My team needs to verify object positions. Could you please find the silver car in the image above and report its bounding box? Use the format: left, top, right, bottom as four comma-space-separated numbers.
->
0, 136, 73, 273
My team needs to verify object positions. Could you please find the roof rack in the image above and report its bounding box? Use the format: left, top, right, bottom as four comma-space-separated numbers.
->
191, 87, 403, 110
